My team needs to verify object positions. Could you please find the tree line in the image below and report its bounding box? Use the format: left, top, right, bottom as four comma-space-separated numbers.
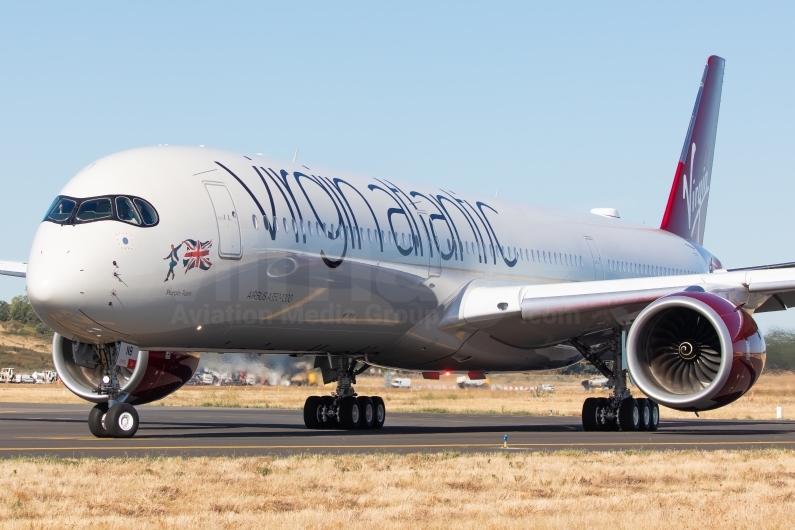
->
0, 296, 51, 336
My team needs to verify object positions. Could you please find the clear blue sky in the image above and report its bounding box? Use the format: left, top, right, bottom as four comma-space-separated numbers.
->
1, 2, 794, 330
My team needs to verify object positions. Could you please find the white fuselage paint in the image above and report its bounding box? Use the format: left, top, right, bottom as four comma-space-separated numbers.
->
26, 146, 713, 372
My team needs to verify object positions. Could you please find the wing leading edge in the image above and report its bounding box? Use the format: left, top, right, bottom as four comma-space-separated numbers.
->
439, 267, 795, 349
0, 261, 27, 278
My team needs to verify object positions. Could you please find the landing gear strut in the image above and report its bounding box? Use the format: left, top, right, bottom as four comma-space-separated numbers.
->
83, 342, 141, 438
571, 329, 659, 432
303, 356, 386, 430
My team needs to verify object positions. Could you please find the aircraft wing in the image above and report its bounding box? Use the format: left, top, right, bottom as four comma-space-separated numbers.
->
439, 266, 795, 347
0, 261, 27, 278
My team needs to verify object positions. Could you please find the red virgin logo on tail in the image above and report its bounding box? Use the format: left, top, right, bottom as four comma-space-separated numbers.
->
682, 142, 710, 239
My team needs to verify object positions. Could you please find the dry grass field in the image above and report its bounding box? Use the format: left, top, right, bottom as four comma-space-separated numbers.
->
3, 372, 794, 421
1, 449, 794, 529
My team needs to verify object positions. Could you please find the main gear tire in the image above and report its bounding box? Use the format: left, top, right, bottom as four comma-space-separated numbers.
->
371, 396, 386, 429
303, 396, 324, 429
618, 398, 640, 432
648, 400, 660, 431
358, 396, 375, 429
636, 398, 652, 431
582, 397, 600, 431
339, 396, 362, 429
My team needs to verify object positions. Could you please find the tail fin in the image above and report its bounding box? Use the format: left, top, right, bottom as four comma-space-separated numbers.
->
660, 55, 725, 245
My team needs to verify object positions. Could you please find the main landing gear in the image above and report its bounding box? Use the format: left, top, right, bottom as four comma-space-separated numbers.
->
303, 356, 386, 430
571, 329, 660, 432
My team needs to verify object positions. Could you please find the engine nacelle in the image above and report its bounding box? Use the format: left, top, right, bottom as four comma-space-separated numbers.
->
626, 291, 765, 412
52, 333, 199, 405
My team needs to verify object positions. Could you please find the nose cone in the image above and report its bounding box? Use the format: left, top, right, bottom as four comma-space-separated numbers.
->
27, 224, 87, 333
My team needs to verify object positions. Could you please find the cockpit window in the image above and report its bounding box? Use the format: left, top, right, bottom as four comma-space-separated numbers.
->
45, 197, 77, 222
75, 198, 112, 221
133, 198, 158, 226
43, 194, 160, 227
115, 196, 142, 225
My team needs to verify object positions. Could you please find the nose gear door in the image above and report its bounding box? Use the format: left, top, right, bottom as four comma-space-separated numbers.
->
204, 183, 242, 259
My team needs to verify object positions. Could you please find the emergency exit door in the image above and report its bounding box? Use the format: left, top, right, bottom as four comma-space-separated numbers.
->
205, 183, 242, 259
584, 237, 604, 280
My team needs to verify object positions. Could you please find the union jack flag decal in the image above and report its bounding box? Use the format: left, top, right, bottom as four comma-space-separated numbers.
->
182, 239, 213, 272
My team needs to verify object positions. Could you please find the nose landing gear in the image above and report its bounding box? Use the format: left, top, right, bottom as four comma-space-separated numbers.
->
84, 343, 141, 438
572, 329, 660, 433
303, 356, 387, 430
88, 402, 140, 438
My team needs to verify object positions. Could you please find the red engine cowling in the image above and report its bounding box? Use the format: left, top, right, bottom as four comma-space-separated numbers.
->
626, 291, 765, 412
52, 333, 199, 405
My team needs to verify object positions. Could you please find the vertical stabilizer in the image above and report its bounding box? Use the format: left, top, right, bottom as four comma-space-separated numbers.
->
660, 55, 725, 245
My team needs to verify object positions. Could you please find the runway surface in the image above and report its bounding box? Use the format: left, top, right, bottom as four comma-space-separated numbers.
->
1, 403, 794, 457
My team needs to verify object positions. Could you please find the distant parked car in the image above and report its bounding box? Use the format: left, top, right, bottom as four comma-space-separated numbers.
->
390, 378, 412, 389
540, 384, 555, 392
457, 376, 487, 389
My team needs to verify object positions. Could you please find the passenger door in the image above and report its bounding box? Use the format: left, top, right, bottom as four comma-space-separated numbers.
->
584, 237, 604, 280
205, 183, 242, 259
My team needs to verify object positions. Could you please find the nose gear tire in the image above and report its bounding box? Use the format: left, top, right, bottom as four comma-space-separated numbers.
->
106, 403, 139, 438
88, 403, 110, 438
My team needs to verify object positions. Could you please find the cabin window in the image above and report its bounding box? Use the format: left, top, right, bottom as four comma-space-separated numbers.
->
263, 214, 270, 231
292, 218, 298, 233
308, 221, 313, 236
251, 214, 258, 230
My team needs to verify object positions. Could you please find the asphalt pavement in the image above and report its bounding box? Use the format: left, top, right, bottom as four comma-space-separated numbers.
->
1, 403, 794, 458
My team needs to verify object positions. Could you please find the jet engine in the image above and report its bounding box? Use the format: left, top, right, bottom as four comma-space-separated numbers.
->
52, 333, 199, 405
626, 291, 765, 412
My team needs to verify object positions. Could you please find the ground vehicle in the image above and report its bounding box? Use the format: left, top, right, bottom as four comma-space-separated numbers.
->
391, 378, 412, 389
0, 367, 14, 383
457, 376, 487, 389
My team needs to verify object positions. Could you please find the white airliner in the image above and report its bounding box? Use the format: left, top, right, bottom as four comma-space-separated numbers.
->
1, 55, 791, 438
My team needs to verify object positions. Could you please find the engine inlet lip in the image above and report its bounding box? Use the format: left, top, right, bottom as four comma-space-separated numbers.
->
52, 333, 149, 403
626, 295, 734, 408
